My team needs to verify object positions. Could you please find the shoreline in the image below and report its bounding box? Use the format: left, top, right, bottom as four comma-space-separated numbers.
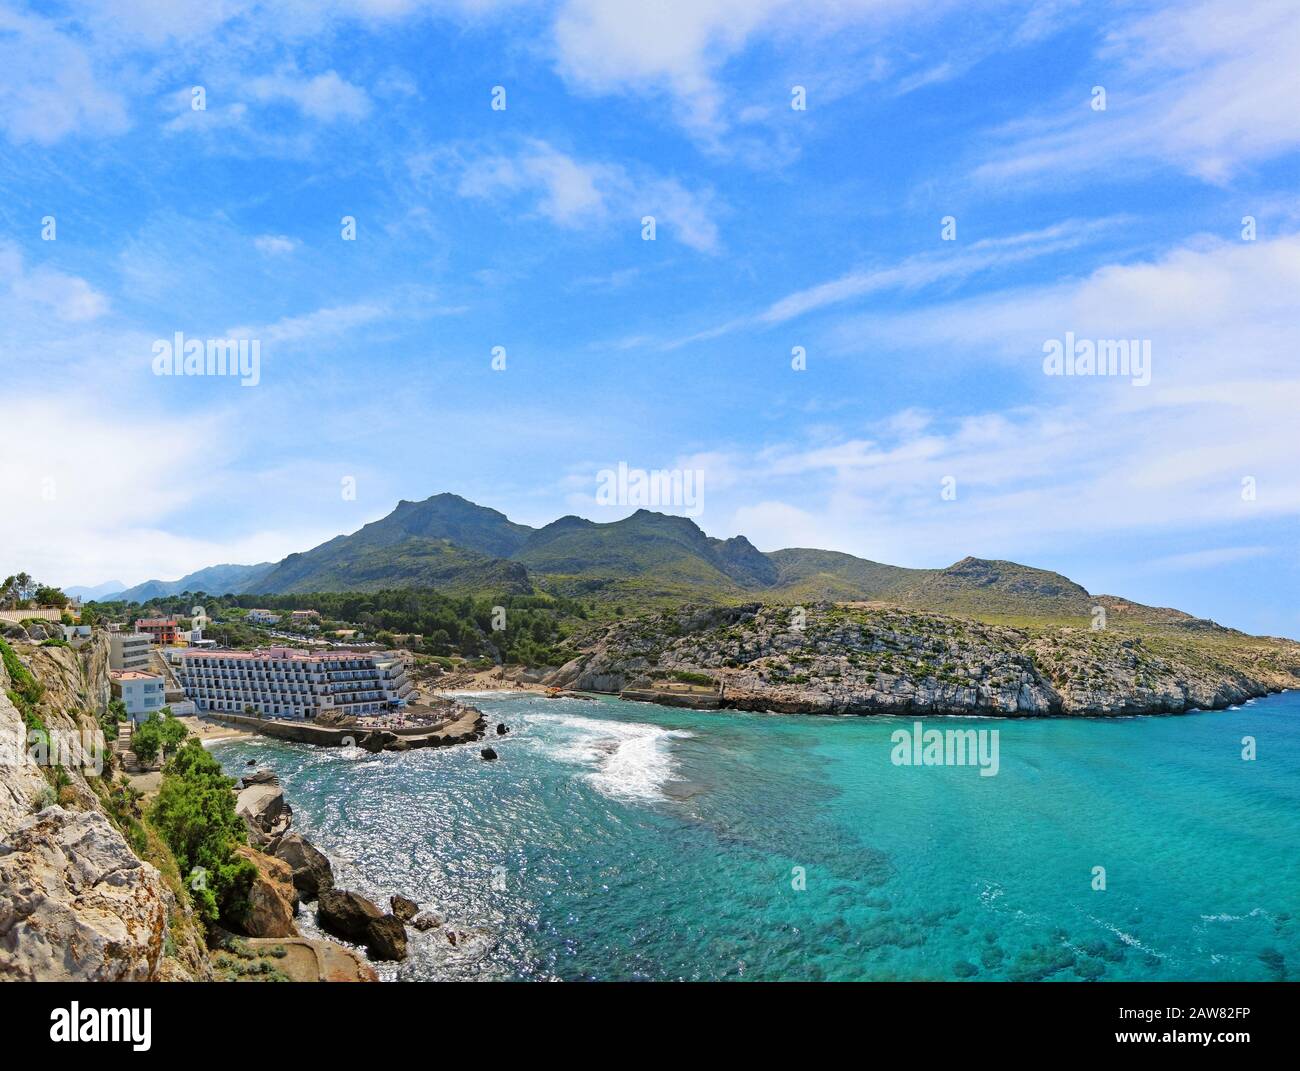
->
436, 681, 1294, 722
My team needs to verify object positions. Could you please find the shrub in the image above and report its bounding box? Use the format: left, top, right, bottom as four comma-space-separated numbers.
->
148, 740, 256, 930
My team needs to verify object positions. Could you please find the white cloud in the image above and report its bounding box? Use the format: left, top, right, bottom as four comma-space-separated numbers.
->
245, 70, 372, 122
549, 0, 968, 138
664, 217, 1124, 348
715, 234, 1300, 565
0, 243, 109, 322
758, 218, 1124, 325
227, 301, 390, 344
254, 234, 300, 255
0, 9, 129, 144
420, 139, 722, 253
976, 0, 1300, 184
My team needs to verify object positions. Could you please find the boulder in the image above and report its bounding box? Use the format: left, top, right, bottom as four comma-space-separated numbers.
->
233, 845, 298, 939
317, 888, 384, 943
274, 833, 334, 900
0, 807, 168, 981
390, 894, 419, 922
358, 730, 398, 754
496, 723, 509, 735
240, 768, 279, 787
316, 889, 408, 961
366, 915, 408, 961
480, 747, 498, 761
410, 911, 442, 931
236, 782, 292, 847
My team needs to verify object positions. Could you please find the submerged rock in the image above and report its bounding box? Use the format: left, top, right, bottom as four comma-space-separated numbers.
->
480, 747, 498, 761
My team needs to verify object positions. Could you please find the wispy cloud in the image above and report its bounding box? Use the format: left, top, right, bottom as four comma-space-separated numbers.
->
413, 138, 723, 253
976, 0, 1300, 184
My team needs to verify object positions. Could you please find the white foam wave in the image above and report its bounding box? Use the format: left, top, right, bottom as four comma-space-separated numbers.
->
537, 714, 691, 803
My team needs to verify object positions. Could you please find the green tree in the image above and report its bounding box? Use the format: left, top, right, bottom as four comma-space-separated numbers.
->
131, 714, 162, 765
148, 740, 256, 928
34, 585, 68, 609
131, 708, 188, 764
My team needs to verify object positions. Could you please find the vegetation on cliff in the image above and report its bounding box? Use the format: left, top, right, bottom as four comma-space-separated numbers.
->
149, 740, 258, 929
546, 602, 1300, 717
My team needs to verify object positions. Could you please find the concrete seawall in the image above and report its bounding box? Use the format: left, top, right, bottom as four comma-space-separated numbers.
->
204, 709, 485, 752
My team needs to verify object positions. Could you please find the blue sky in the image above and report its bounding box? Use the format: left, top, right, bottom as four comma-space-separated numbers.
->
2, 0, 1298, 636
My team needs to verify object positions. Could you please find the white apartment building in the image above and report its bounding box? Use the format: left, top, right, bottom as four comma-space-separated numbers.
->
110, 670, 167, 722
247, 609, 280, 624
110, 632, 153, 672
175, 647, 413, 720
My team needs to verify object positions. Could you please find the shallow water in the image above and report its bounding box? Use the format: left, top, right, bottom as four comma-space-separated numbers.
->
213, 690, 1300, 981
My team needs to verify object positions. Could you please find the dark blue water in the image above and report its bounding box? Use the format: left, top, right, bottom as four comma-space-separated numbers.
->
212, 690, 1300, 981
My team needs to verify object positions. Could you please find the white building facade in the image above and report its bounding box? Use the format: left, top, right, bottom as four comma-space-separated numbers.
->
109, 632, 153, 672
110, 671, 168, 722
176, 647, 413, 720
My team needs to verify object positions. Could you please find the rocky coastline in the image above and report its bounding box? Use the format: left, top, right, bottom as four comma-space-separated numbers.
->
0, 627, 484, 981
544, 603, 1300, 718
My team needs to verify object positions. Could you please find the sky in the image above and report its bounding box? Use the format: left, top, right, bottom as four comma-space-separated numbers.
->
1, 0, 1298, 636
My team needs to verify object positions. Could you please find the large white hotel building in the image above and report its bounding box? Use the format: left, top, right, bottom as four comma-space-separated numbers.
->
175, 647, 414, 720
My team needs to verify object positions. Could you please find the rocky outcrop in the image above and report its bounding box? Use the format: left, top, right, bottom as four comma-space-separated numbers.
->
366, 915, 408, 961
546, 603, 1300, 718
233, 845, 298, 939
0, 807, 168, 981
274, 832, 334, 900
0, 689, 52, 835
316, 888, 408, 961
236, 782, 292, 847
390, 894, 418, 921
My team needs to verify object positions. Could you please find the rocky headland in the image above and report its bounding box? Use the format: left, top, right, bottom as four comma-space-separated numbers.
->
544, 602, 1300, 717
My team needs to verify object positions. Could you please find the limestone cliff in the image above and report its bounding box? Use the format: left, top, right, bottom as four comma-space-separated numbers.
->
546, 603, 1300, 717
0, 630, 211, 980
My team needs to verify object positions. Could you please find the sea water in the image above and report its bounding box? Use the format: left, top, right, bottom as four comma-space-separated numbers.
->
213, 690, 1300, 981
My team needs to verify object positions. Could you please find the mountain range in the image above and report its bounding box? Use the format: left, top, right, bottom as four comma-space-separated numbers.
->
101, 492, 1209, 626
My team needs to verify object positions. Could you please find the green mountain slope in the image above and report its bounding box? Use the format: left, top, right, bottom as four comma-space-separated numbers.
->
259, 537, 530, 595
100, 493, 1232, 632
252, 493, 535, 595
513, 510, 778, 600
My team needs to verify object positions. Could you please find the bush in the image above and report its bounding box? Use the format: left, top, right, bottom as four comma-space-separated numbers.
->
148, 740, 256, 930
131, 708, 189, 765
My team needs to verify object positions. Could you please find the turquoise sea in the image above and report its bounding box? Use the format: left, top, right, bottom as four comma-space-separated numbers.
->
213, 690, 1300, 981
